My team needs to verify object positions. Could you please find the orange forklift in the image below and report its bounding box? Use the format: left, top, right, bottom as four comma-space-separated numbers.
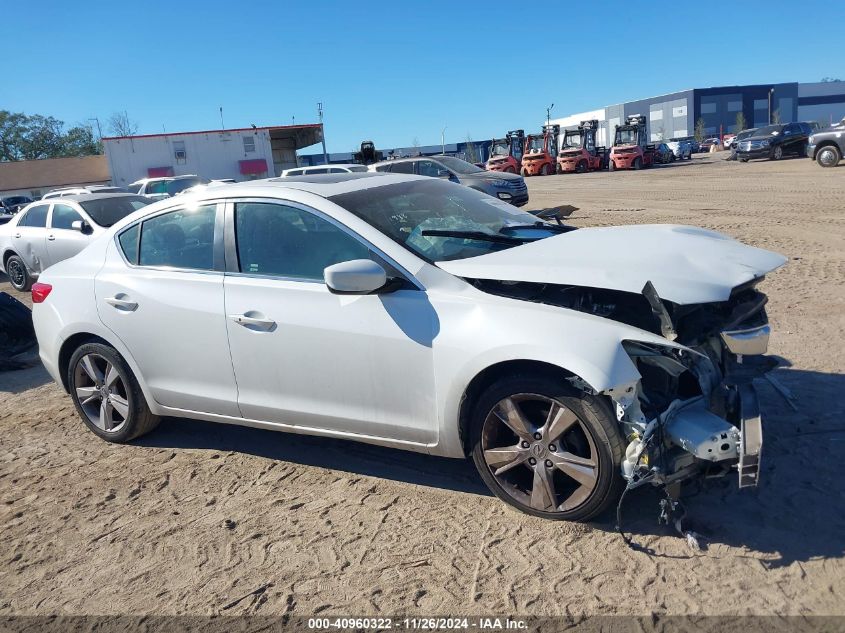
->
556, 120, 609, 173
485, 130, 525, 173
520, 124, 560, 176
609, 115, 655, 171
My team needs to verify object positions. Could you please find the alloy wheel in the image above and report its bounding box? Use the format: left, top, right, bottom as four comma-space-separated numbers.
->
481, 394, 598, 512
73, 353, 131, 433
818, 147, 838, 167
7, 259, 25, 288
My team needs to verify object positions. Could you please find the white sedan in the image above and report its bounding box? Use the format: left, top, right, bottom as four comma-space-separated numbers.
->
0, 193, 151, 291
30, 173, 785, 521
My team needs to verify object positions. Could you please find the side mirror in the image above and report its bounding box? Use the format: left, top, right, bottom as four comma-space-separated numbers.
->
324, 259, 388, 295
71, 219, 91, 234
436, 169, 452, 179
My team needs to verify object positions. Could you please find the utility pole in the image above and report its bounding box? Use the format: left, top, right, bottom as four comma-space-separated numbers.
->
441, 125, 447, 154
318, 102, 328, 165
768, 88, 774, 124
87, 117, 102, 140
546, 103, 555, 126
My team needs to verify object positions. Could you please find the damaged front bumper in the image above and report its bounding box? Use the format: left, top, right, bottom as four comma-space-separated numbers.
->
610, 321, 772, 492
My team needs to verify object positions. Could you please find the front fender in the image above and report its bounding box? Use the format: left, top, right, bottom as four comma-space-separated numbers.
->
429, 293, 691, 457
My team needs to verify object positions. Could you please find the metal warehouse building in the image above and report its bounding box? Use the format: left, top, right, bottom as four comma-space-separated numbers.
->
102, 123, 324, 188
549, 81, 845, 148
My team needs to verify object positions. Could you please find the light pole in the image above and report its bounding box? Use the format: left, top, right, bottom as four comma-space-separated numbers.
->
317, 102, 329, 165
441, 126, 447, 154
87, 117, 102, 140
546, 103, 555, 126
768, 88, 774, 124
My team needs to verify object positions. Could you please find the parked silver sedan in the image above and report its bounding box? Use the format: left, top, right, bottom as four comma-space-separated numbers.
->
0, 193, 150, 291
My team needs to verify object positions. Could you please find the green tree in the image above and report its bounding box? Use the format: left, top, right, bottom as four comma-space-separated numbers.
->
735, 111, 747, 133
0, 110, 104, 161
694, 118, 706, 143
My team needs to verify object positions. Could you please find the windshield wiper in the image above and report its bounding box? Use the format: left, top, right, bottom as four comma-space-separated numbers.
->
420, 229, 527, 244
499, 221, 576, 234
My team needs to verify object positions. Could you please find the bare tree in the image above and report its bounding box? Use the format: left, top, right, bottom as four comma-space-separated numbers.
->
735, 111, 747, 133
108, 111, 139, 137
464, 133, 478, 163
771, 109, 782, 124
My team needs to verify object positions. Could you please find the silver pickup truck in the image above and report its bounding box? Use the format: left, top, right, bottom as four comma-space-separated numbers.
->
808, 117, 845, 167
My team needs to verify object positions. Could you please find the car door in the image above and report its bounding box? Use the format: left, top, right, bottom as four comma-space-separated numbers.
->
12, 203, 51, 273
45, 202, 92, 267
223, 199, 437, 444
96, 202, 241, 417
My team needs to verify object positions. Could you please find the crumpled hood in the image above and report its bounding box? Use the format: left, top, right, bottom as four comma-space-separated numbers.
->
437, 224, 787, 305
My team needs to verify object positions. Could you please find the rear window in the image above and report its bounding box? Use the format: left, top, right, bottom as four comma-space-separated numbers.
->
166, 177, 204, 196
20, 204, 49, 227
118, 224, 140, 264
79, 196, 150, 227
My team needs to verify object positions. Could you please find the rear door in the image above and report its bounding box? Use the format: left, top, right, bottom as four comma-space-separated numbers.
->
12, 203, 51, 273
46, 202, 91, 267
96, 202, 240, 416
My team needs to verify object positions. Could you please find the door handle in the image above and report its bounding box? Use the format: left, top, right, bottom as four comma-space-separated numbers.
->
228, 313, 276, 331
14, 233, 20, 238
105, 295, 138, 311
47, 234, 56, 241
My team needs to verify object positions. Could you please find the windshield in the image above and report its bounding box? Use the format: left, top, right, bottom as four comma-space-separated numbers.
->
527, 137, 545, 152
737, 129, 757, 140
3, 196, 31, 205
491, 141, 510, 157
754, 125, 782, 136
80, 196, 151, 227
329, 179, 558, 262
432, 155, 484, 174
615, 128, 638, 145
166, 177, 206, 196
562, 132, 581, 148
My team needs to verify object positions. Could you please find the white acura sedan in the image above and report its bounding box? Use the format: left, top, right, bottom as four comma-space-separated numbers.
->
31, 173, 786, 521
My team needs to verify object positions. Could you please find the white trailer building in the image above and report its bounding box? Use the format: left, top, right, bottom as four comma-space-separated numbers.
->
102, 124, 324, 188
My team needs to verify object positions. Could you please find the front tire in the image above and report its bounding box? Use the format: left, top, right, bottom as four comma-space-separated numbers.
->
771, 145, 783, 160
5, 255, 32, 292
470, 374, 625, 522
632, 157, 642, 170
68, 343, 160, 443
816, 145, 841, 167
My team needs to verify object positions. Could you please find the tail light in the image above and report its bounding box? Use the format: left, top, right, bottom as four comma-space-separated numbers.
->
31, 282, 52, 304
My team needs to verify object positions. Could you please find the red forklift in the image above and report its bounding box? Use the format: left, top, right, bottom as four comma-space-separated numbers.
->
521, 124, 560, 176
609, 115, 655, 171
485, 130, 525, 173
556, 120, 609, 173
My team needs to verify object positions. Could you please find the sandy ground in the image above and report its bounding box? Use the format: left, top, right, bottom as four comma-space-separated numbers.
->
0, 153, 843, 617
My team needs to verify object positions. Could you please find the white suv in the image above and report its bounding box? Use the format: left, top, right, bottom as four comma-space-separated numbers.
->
30, 174, 785, 521
127, 175, 206, 200
281, 164, 368, 177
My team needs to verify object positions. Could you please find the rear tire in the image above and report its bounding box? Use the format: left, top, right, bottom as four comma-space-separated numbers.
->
816, 145, 840, 167
68, 343, 160, 443
540, 163, 551, 176
470, 373, 625, 522
576, 160, 588, 173
520, 167, 529, 177
5, 255, 32, 292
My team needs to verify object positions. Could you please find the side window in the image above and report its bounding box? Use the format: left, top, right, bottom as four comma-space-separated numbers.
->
390, 161, 415, 174
234, 202, 370, 280
374, 164, 391, 172
146, 181, 168, 195
307, 168, 329, 174
138, 205, 217, 270
51, 203, 83, 230
417, 160, 443, 177
329, 168, 346, 174
118, 224, 140, 264
20, 204, 49, 228
285, 169, 303, 177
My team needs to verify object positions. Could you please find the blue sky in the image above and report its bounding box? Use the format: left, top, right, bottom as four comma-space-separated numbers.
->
2, 0, 841, 153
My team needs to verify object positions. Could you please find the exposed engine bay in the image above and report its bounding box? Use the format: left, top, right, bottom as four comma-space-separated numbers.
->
468, 276, 775, 500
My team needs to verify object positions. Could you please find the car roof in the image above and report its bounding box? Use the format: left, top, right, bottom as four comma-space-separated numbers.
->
52, 192, 149, 203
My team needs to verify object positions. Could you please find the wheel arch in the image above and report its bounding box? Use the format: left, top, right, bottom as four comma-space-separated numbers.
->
57, 332, 112, 392
457, 359, 589, 457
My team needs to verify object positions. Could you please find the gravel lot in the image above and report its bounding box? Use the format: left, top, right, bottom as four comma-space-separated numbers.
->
1, 153, 843, 617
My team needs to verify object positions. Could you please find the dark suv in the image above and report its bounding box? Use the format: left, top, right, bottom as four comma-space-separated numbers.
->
807, 117, 845, 167
736, 122, 813, 162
